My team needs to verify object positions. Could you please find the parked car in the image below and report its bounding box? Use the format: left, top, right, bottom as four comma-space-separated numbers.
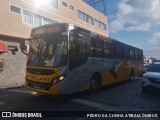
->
141, 62, 160, 92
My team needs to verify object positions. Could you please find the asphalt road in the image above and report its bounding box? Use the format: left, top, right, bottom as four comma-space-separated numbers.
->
0, 78, 160, 120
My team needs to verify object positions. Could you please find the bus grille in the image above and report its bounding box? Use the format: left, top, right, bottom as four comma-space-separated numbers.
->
27, 80, 51, 91
27, 68, 54, 75
149, 78, 160, 84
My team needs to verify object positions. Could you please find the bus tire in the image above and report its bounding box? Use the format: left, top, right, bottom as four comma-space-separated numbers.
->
90, 74, 101, 93
130, 70, 135, 82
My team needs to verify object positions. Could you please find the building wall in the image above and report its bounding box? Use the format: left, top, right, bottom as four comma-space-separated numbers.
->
0, 37, 27, 87
0, 0, 108, 39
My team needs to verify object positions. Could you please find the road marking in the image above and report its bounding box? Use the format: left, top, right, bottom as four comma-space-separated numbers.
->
0, 101, 5, 106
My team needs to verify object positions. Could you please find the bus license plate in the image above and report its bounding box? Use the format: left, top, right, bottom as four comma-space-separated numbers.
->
33, 85, 41, 89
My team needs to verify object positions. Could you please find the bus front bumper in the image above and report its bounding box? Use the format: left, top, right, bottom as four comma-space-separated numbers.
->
25, 80, 59, 95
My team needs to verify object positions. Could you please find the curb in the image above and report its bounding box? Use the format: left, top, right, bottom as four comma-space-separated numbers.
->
0, 84, 24, 90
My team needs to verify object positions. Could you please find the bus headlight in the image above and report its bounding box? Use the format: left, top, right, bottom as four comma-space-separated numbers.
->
52, 74, 66, 85
58, 74, 66, 81
59, 75, 65, 81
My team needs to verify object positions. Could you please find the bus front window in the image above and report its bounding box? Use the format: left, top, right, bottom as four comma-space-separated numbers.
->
27, 33, 68, 67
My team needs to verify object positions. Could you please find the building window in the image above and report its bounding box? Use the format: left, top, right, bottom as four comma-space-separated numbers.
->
10, 5, 21, 14
43, 18, 57, 25
34, 15, 42, 27
98, 21, 107, 30
78, 10, 85, 21
62, 1, 67, 7
78, 10, 94, 25
23, 10, 57, 27
70, 5, 74, 10
31, 0, 58, 8
51, 0, 58, 8
23, 10, 33, 25
43, 18, 50, 25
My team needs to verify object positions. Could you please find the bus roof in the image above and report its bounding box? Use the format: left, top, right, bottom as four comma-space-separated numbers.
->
111, 38, 143, 51
31, 23, 143, 51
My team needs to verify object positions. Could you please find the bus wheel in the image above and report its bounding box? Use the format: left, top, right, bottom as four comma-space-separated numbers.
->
90, 75, 101, 93
130, 71, 135, 82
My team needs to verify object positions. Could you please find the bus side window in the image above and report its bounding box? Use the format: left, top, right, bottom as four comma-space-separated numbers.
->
97, 39, 104, 57
138, 50, 143, 60
104, 42, 115, 58
91, 37, 98, 57
130, 49, 134, 60
108, 43, 115, 58
115, 44, 123, 59
104, 41, 110, 58
78, 33, 88, 61
123, 47, 130, 59
135, 50, 139, 60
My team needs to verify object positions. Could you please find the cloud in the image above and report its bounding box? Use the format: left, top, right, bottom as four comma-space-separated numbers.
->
109, 20, 124, 33
109, 0, 160, 33
126, 23, 151, 31
148, 32, 160, 46
144, 32, 160, 59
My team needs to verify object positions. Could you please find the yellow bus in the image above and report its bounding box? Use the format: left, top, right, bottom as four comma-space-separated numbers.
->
25, 23, 143, 95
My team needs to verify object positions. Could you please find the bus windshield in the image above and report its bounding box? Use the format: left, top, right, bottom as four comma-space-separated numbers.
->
27, 33, 68, 67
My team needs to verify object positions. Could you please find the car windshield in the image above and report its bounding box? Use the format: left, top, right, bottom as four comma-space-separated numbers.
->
27, 33, 68, 67
148, 64, 160, 72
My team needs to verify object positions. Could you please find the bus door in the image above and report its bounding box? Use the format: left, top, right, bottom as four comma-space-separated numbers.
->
68, 30, 90, 92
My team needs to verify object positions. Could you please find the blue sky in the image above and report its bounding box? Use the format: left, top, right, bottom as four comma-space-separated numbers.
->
85, 0, 160, 59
